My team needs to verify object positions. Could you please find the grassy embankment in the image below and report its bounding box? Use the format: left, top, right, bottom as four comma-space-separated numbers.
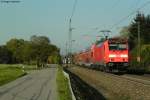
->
56, 66, 72, 100
0, 64, 27, 86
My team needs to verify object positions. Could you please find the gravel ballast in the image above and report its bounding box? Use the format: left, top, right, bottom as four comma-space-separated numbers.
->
68, 66, 150, 100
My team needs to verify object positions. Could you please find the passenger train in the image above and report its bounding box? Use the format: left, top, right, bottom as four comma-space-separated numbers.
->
74, 37, 129, 72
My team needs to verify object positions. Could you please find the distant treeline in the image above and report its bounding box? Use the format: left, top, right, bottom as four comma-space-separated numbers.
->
0, 35, 61, 66
120, 12, 150, 71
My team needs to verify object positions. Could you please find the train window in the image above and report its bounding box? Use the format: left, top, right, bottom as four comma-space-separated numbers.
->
118, 44, 127, 50
109, 44, 118, 50
109, 44, 127, 50
91, 52, 93, 57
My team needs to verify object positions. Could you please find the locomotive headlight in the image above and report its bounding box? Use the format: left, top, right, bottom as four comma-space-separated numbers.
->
109, 54, 116, 58
120, 54, 128, 57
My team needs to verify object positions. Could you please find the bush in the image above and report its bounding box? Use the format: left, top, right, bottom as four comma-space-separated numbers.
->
128, 45, 150, 73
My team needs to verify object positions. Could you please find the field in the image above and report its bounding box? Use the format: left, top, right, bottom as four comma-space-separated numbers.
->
56, 66, 72, 100
0, 64, 27, 86
0, 64, 37, 70
0, 64, 38, 86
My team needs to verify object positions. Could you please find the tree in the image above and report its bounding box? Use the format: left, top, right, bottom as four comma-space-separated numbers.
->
121, 12, 150, 70
0, 46, 12, 64
128, 12, 150, 49
2, 35, 60, 66
29, 35, 60, 66
6, 39, 25, 63
21, 41, 34, 64
30, 35, 50, 45
120, 26, 130, 38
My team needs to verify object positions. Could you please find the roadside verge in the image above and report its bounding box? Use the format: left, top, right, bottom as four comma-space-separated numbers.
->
56, 66, 72, 100
0, 66, 26, 86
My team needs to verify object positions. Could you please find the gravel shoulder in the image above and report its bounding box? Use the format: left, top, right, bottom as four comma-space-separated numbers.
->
68, 66, 150, 100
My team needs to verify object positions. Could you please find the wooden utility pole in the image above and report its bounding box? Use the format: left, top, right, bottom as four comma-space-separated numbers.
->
137, 21, 141, 62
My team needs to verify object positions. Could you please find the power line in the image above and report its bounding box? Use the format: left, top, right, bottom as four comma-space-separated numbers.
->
110, 0, 121, 10
110, 0, 150, 30
70, 0, 77, 19
129, 0, 141, 10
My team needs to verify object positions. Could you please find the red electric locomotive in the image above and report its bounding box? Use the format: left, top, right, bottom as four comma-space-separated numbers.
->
91, 37, 129, 72
74, 37, 129, 72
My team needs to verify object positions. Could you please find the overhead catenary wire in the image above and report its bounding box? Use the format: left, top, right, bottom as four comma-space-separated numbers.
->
129, 0, 141, 10
70, 0, 78, 19
110, 0, 150, 30
110, 0, 122, 10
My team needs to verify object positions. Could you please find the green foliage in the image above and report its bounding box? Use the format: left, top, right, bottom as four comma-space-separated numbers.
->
128, 45, 150, 72
30, 35, 50, 45
141, 45, 150, 69
0, 46, 12, 64
6, 39, 25, 63
21, 42, 34, 64
120, 13, 150, 71
128, 12, 150, 49
56, 66, 72, 100
119, 26, 130, 38
29, 35, 60, 66
48, 52, 61, 64
0, 35, 60, 67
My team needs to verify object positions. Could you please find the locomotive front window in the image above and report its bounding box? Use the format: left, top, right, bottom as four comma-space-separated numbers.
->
109, 44, 127, 50
109, 44, 118, 50
118, 44, 127, 50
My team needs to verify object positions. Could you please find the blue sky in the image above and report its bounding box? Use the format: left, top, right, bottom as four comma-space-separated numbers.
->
0, 0, 150, 54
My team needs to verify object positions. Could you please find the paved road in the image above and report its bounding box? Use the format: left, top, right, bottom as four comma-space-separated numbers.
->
0, 65, 58, 100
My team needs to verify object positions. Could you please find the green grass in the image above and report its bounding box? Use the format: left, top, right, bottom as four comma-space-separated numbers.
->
0, 65, 26, 86
0, 64, 38, 70
56, 66, 72, 100
0, 64, 22, 68
23, 65, 37, 71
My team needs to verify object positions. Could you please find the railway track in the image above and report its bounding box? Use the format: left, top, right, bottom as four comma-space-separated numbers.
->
121, 75, 150, 86
92, 68, 150, 87
75, 65, 150, 87
96, 70, 150, 87
104, 72, 150, 87
67, 66, 150, 100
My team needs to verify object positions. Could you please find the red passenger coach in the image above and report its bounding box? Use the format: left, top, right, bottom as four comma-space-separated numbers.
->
74, 51, 91, 66
74, 37, 129, 72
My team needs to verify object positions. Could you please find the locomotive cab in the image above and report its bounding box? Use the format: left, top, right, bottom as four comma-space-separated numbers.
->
106, 38, 129, 71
